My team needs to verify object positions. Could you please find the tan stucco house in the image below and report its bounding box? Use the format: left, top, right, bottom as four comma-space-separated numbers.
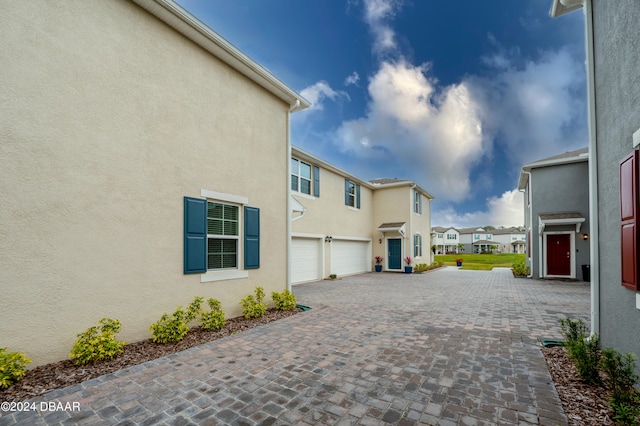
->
0, 0, 309, 366
290, 147, 434, 283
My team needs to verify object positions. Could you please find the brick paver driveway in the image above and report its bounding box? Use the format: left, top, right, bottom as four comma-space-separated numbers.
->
1, 268, 589, 425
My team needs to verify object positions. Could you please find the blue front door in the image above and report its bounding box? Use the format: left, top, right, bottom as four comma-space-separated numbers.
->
388, 239, 402, 270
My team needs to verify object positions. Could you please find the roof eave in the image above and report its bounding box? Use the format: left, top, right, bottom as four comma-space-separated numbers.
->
550, 0, 583, 18
131, 0, 310, 111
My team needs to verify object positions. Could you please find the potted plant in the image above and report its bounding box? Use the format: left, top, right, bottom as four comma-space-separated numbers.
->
374, 256, 383, 272
455, 258, 463, 267
404, 256, 412, 273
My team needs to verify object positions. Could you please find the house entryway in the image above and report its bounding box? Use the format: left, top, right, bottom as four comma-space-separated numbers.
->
387, 238, 402, 270
546, 233, 571, 276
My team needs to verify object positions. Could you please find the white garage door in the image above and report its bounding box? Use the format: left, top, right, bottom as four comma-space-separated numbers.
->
291, 237, 322, 284
331, 240, 370, 277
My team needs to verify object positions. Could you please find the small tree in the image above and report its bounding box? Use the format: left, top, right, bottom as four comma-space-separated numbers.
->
457, 243, 465, 253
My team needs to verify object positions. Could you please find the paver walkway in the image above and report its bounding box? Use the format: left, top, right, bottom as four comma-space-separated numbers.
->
0, 268, 590, 425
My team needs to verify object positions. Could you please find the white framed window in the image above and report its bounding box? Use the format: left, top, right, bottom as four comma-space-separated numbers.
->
207, 202, 240, 270
345, 179, 360, 208
437, 233, 443, 238
414, 234, 423, 257
291, 158, 312, 195
447, 233, 456, 240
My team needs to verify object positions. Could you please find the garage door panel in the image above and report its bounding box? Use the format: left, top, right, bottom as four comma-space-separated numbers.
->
331, 240, 370, 276
292, 238, 321, 284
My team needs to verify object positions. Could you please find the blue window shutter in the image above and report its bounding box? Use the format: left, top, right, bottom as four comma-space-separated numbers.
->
184, 197, 206, 274
356, 184, 361, 209
419, 193, 422, 214
414, 235, 418, 257
344, 179, 349, 205
244, 206, 260, 269
313, 166, 320, 197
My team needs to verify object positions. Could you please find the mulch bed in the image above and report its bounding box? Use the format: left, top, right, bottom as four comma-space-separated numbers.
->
0, 308, 301, 403
542, 346, 614, 425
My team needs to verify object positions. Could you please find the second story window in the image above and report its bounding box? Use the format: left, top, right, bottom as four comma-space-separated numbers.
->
447, 233, 456, 240
474, 234, 480, 240
344, 179, 361, 208
291, 158, 312, 195
414, 190, 422, 214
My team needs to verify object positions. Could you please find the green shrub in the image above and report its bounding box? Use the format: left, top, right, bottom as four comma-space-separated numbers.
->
329, 274, 337, 279
150, 296, 203, 343
601, 349, 640, 409
272, 289, 297, 311
0, 348, 31, 389
414, 263, 428, 273
201, 298, 226, 331
241, 287, 267, 319
559, 317, 590, 344
559, 318, 601, 384
511, 258, 530, 276
69, 318, 125, 365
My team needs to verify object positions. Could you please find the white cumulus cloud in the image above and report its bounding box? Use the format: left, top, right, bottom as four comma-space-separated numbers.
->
433, 189, 524, 228
335, 59, 486, 202
299, 81, 349, 113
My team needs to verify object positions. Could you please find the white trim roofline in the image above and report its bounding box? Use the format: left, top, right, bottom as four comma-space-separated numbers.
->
291, 146, 435, 199
550, 0, 583, 18
518, 148, 588, 189
131, 0, 310, 111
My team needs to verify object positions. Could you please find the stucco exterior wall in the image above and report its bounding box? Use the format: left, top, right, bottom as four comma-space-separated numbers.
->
291, 170, 373, 240
528, 162, 590, 279
0, 1, 290, 365
592, 0, 640, 358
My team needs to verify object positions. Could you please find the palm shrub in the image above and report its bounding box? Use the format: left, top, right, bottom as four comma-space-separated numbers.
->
69, 318, 125, 365
241, 287, 267, 319
201, 298, 226, 331
272, 289, 296, 311
0, 348, 31, 389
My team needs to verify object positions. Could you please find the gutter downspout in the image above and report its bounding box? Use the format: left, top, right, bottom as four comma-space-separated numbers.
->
286, 100, 301, 292
519, 170, 534, 278
583, 0, 600, 336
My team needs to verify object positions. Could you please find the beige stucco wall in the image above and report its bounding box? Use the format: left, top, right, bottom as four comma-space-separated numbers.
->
0, 1, 290, 366
371, 186, 432, 268
291, 162, 374, 274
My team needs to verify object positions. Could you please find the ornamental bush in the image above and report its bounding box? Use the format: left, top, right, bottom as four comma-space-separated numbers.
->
272, 289, 296, 311
0, 348, 31, 389
559, 318, 601, 384
241, 287, 266, 319
69, 318, 125, 365
201, 298, 226, 331
150, 296, 203, 343
511, 258, 530, 277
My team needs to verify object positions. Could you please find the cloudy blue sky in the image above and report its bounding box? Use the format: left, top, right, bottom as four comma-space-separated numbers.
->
176, 0, 587, 228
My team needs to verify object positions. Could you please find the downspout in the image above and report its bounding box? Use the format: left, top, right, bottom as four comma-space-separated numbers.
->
519, 170, 534, 278
286, 100, 301, 292
409, 184, 416, 263
584, 0, 600, 336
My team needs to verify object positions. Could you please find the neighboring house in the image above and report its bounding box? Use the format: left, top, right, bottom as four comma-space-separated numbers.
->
458, 227, 496, 253
517, 148, 590, 280
550, 1, 640, 366
431, 227, 460, 254
0, 0, 309, 366
492, 228, 526, 254
290, 147, 434, 283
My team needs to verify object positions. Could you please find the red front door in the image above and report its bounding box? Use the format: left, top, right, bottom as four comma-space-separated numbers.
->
547, 234, 571, 276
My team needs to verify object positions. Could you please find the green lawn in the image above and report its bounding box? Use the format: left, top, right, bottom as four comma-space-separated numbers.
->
435, 253, 525, 270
